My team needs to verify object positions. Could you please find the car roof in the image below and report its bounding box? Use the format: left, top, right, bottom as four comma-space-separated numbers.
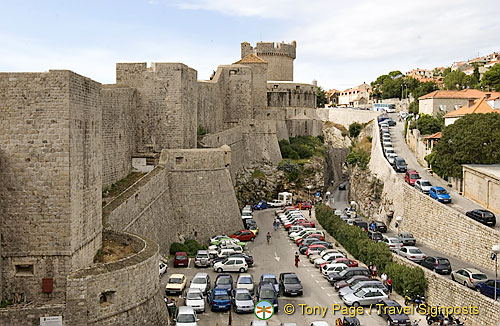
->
186, 287, 203, 293
238, 273, 253, 278
462, 268, 483, 274
170, 274, 185, 278
216, 274, 232, 279
262, 273, 277, 278
196, 250, 208, 254
401, 246, 419, 250
175, 252, 187, 255
407, 170, 418, 173
177, 306, 195, 314
213, 287, 229, 294
194, 272, 209, 278
418, 179, 429, 182
432, 186, 445, 190
399, 232, 413, 236
234, 288, 250, 294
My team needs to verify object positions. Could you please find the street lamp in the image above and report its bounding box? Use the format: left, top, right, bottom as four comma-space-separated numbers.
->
395, 216, 403, 234
307, 185, 312, 200
492, 244, 500, 301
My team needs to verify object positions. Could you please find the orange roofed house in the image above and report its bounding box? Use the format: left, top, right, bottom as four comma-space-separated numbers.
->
444, 94, 500, 125
418, 89, 492, 116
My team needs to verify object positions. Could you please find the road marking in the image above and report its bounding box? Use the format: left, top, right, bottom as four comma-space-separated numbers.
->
187, 258, 192, 269
274, 252, 281, 262
306, 269, 317, 272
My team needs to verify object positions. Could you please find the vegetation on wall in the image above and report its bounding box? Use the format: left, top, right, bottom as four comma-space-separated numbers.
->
279, 136, 324, 160
315, 204, 427, 297
170, 239, 208, 256
425, 113, 500, 179
345, 122, 372, 170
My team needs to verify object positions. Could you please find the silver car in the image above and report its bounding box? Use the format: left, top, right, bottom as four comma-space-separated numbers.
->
184, 288, 205, 313
342, 287, 388, 307
451, 268, 488, 288
414, 179, 433, 194
233, 288, 254, 313
194, 250, 211, 267
189, 272, 211, 295
397, 246, 426, 264
339, 280, 387, 298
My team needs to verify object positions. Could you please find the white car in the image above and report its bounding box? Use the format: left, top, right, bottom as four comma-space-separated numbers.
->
184, 288, 205, 313
289, 228, 316, 240
159, 261, 168, 276
334, 210, 342, 216
268, 200, 284, 208
321, 263, 348, 276
236, 273, 255, 294
384, 148, 395, 156
175, 306, 199, 326
342, 288, 388, 307
314, 252, 345, 267
397, 246, 426, 264
414, 179, 433, 194
190, 272, 211, 295
382, 237, 403, 252
210, 235, 229, 245
213, 257, 248, 273
387, 153, 397, 165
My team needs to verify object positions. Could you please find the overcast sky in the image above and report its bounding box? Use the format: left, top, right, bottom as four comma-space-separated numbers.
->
1, 0, 499, 90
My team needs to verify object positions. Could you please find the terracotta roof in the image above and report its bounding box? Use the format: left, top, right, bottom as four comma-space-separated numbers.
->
423, 131, 442, 139
444, 97, 500, 117
419, 89, 486, 100
234, 54, 267, 64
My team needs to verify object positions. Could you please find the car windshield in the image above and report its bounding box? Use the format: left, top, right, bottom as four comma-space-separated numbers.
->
402, 234, 413, 238
409, 248, 422, 254
177, 314, 196, 323
422, 181, 432, 186
409, 174, 419, 179
236, 293, 252, 300
238, 277, 252, 284
353, 289, 367, 297
484, 212, 494, 218
217, 278, 231, 285
472, 274, 487, 280
214, 293, 229, 300
437, 258, 449, 265
187, 292, 202, 300
175, 255, 186, 260
260, 289, 275, 299
396, 158, 405, 163
263, 277, 277, 284
197, 253, 208, 258
436, 189, 447, 194
242, 211, 252, 216
169, 278, 183, 284
284, 277, 300, 284
192, 278, 206, 284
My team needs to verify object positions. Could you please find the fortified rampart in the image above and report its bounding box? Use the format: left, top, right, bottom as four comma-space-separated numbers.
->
241, 41, 296, 81
316, 107, 379, 126
267, 82, 316, 108
393, 255, 500, 326
355, 121, 500, 273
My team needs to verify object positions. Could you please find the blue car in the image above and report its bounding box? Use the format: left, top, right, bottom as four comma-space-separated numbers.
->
215, 274, 233, 292
207, 287, 232, 311
429, 187, 451, 203
475, 279, 500, 300
253, 200, 268, 210
260, 274, 280, 295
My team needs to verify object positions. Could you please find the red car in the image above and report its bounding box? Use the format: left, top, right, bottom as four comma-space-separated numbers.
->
404, 170, 421, 186
298, 221, 315, 228
305, 244, 326, 256
229, 230, 255, 242
173, 252, 188, 267
335, 257, 358, 267
300, 202, 312, 209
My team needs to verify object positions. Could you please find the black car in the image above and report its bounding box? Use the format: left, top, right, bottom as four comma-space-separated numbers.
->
279, 272, 303, 296
421, 256, 451, 275
353, 220, 368, 231
465, 209, 496, 227
377, 299, 411, 326
373, 221, 387, 233
386, 119, 397, 126
367, 230, 383, 242
392, 157, 407, 173
327, 267, 371, 285
342, 316, 360, 326
339, 183, 347, 190
243, 218, 257, 229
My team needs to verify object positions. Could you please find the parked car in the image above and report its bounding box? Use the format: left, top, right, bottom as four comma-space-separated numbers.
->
376, 299, 411, 326
300, 202, 313, 209
381, 237, 403, 252
175, 306, 199, 326
259, 274, 280, 294
384, 148, 395, 157
214, 274, 234, 292
207, 287, 232, 312
392, 157, 407, 172
229, 230, 256, 242
342, 316, 361, 326
327, 267, 371, 284
232, 288, 254, 313
353, 220, 368, 231
475, 279, 500, 299
248, 225, 259, 235
210, 235, 229, 245
189, 272, 211, 295
465, 209, 496, 227
373, 221, 387, 233
404, 170, 421, 186
342, 288, 388, 307
397, 246, 426, 264
421, 256, 452, 274
244, 219, 258, 230
174, 252, 189, 267
451, 268, 488, 288
397, 232, 416, 246
236, 273, 255, 294
268, 199, 284, 208
279, 272, 303, 296
334, 258, 358, 268
166, 274, 187, 295
414, 179, 432, 194
333, 275, 371, 290
314, 252, 345, 267
253, 200, 268, 210
429, 186, 451, 203
321, 263, 348, 277
387, 153, 397, 165
213, 257, 248, 273
184, 288, 205, 313
194, 250, 211, 268
159, 261, 168, 276
339, 183, 347, 190
386, 118, 396, 126
339, 280, 387, 298
257, 283, 279, 311
367, 230, 383, 242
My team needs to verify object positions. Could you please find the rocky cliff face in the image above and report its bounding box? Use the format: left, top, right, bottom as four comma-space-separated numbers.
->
348, 166, 385, 218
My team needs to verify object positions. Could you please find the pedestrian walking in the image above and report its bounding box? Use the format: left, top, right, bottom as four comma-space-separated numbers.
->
266, 232, 271, 245
381, 272, 388, 285
368, 262, 373, 275
308, 207, 312, 217
273, 219, 278, 231
370, 222, 376, 232
371, 265, 378, 278
276, 219, 280, 229
295, 252, 300, 268
387, 277, 393, 294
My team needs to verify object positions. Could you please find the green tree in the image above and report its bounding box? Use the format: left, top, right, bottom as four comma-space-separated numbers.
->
481, 64, 500, 91
348, 122, 362, 138
426, 113, 500, 178
412, 81, 438, 99
316, 86, 328, 108
443, 70, 478, 90
408, 101, 419, 114
409, 114, 443, 135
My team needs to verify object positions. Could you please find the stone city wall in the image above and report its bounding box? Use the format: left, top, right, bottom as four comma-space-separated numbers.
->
365, 122, 500, 273
267, 82, 316, 108
101, 85, 137, 187
0, 304, 66, 326
0, 71, 102, 303
241, 120, 282, 166
317, 107, 379, 127
393, 255, 500, 326
463, 165, 500, 215
66, 230, 167, 325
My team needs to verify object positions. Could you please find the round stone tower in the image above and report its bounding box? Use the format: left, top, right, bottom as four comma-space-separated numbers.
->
240, 41, 297, 81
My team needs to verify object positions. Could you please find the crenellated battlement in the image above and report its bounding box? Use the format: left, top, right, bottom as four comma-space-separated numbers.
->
241, 41, 296, 81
